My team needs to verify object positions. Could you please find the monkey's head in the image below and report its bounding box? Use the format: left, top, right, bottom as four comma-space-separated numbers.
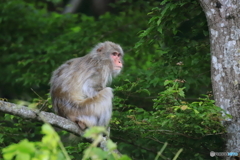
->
91, 41, 124, 76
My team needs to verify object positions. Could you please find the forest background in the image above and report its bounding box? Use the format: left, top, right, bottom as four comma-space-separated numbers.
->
0, 0, 229, 159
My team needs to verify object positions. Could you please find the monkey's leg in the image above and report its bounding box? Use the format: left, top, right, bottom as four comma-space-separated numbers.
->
67, 114, 89, 130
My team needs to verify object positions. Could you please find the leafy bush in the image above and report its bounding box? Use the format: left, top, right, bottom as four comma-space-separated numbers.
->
1, 124, 130, 160
112, 80, 228, 159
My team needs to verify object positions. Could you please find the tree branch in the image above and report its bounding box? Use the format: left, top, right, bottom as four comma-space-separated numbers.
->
0, 100, 83, 136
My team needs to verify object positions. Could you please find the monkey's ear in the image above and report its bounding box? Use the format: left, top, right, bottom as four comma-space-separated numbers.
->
97, 47, 103, 53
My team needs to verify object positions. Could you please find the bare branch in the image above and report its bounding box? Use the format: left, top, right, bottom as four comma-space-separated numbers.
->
0, 100, 83, 136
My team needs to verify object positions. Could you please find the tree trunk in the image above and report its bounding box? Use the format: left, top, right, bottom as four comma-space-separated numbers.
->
199, 0, 240, 156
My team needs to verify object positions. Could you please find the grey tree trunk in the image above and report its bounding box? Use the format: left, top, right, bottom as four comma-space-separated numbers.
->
198, 0, 240, 157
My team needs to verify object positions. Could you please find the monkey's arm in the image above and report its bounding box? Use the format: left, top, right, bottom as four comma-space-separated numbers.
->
81, 87, 113, 106
77, 87, 113, 127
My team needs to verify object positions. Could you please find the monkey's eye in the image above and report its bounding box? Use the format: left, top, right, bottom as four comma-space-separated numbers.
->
112, 52, 117, 56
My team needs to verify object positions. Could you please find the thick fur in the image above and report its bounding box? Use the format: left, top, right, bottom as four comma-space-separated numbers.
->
50, 41, 123, 129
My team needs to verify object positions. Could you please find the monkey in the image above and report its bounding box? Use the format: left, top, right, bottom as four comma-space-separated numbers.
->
50, 41, 124, 130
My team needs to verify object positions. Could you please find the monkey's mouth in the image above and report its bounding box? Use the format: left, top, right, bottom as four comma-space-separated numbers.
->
115, 66, 122, 69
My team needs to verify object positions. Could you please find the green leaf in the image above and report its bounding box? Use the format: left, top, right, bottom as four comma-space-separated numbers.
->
106, 140, 117, 150
71, 26, 81, 33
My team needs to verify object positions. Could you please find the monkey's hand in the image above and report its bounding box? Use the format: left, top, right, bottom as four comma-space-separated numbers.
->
98, 87, 113, 98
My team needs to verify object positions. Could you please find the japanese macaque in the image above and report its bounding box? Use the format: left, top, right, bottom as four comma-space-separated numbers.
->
50, 41, 124, 130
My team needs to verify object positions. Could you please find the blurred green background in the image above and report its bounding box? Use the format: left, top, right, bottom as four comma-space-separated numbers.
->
0, 0, 226, 159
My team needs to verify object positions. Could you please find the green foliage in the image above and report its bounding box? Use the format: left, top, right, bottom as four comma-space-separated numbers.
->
0, 113, 43, 152
135, 0, 211, 97
2, 124, 183, 160
2, 124, 68, 160
152, 80, 229, 136
82, 127, 131, 160
0, 0, 228, 159
113, 81, 228, 159
2, 124, 131, 160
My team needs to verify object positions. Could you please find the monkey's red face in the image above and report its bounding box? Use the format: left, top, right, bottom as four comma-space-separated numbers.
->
111, 52, 123, 70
